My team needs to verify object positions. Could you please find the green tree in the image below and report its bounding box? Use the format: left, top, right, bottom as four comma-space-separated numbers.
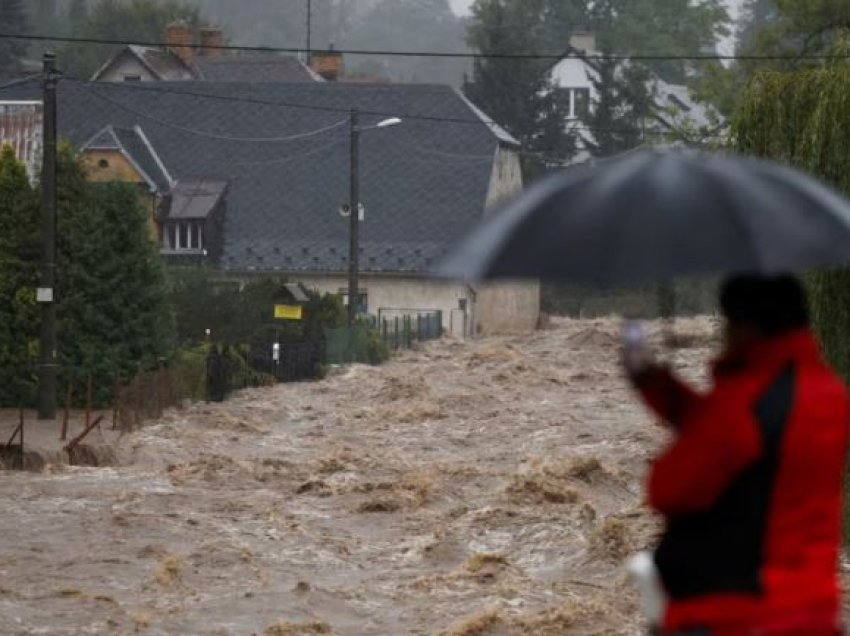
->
588, 0, 729, 84
62, 0, 203, 77
56, 148, 173, 405
464, 0, 576, 176
339, 0, 468, 85
167, 267, 345, 349
737, 0, 777, 52
697, 0, 850, 119
733, 52, 850, 382
581, 57, 656, 157
0, 145, 39, 405
0, 0, 29, 73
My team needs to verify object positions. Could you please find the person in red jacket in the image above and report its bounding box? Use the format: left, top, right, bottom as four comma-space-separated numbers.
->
625, 275, 849, 635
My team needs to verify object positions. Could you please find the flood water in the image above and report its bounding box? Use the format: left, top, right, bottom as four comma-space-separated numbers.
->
0, 317, 808, 635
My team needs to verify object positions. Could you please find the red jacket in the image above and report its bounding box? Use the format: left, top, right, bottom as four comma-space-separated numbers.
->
637, 329, 849, 634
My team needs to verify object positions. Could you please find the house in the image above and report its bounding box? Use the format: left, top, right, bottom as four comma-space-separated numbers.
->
0, 100, 42, 182
0, 79, 538, 336
92, 22, 324, 84
550, 34, 723, 163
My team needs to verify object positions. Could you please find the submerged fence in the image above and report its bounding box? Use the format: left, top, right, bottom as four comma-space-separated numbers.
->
324, 310, 443, 365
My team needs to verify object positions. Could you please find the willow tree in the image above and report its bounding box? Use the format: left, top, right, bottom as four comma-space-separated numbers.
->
734, 57, 850, 380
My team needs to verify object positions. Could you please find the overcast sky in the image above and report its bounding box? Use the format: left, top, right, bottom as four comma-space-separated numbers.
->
447, 0, 746, 53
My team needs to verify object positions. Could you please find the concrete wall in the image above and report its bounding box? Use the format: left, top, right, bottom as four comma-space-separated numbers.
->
289, 273, 540, 338
293, 273, 476, 337
485, 146, 523, 212
473, 280, 541, 335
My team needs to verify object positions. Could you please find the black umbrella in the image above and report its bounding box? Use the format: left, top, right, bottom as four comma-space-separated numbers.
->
437, 148, 850, 286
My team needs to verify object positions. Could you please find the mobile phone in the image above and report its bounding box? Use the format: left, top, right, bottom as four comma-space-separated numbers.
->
622, 321, 647, 373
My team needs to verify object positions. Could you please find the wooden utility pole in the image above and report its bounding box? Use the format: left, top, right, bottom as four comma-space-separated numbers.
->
347, 108, 360, 327
37, 52, 58, 420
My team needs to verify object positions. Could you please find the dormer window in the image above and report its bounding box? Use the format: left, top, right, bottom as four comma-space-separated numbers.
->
165, 220, 204, 251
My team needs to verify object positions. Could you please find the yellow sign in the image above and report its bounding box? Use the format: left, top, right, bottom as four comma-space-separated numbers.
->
274, 304, 303, 320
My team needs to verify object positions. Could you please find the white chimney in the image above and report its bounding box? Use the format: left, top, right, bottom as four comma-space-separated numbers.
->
569, 33, 597, 55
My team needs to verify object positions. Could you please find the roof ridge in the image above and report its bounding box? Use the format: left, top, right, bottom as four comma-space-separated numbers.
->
133, 125, 175, 188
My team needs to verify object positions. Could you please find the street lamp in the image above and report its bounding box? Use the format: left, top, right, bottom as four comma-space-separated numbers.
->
347, 110, 403, 327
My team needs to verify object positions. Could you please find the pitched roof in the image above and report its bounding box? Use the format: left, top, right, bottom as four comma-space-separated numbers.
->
2, 80, 514, 275
91, 46, 196, 81
92, 46, 323, 84
169, 180, 227, 219
81, 124, 173, 192
195, 56, 322, 83
550, 50, 722, 133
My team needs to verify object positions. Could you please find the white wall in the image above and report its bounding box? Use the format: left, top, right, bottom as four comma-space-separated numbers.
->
551, 57, 597, 101
295, 274, 477, 337
485, 145, 523, 212
97, 56, 159, 82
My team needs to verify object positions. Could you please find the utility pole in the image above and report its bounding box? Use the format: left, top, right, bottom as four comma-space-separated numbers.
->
37, 52, 58, 420
347, 108, 360, 327
306, 0, 312, 60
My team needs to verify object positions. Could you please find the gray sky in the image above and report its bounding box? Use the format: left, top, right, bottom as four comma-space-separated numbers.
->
449, 0, 744, 18
448, 0, 746, 53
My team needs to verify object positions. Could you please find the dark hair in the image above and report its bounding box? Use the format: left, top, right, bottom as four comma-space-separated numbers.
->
720, 274, 809, 335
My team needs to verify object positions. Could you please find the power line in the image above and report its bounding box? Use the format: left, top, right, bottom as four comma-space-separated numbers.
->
61, 79, 726, 140
0, 31, 848, 63
0, 74, 42, 90
64, 77, 509, 128
75, 80, 348, 142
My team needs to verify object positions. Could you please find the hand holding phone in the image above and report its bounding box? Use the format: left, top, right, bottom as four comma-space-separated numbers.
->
622, 320, 652, 378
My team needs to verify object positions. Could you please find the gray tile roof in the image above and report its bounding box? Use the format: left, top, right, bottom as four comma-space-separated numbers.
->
131, 46, 196, 81
1, 79, 517, 275
169, 180, 227, 219
81, 124, 173, 193
195, 56, 322, 83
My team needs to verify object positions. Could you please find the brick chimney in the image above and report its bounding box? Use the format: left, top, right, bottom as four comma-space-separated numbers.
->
166, 20, 194, 67
310, 49, 343, 82
199, 27, 224, 57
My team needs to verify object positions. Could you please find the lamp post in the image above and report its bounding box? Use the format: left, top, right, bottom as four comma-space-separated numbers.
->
347, 110, 402, 327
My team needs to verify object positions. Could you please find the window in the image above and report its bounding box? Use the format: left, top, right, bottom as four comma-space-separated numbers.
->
573, 88, 590, 119
123, 74, 142, 82
165, 221, 205, 252
558, 87, 592, 120
97, 159, 109, 169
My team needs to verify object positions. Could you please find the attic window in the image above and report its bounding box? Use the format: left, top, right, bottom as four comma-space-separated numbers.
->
98, 159, 109, 169
123, 74, 142, 82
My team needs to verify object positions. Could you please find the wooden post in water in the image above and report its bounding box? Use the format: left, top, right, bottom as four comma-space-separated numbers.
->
85, 374, 92, 428
60, 384, 71, 441
18, 407, 24, 470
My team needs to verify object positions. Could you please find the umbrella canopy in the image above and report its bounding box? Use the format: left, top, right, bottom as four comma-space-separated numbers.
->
437, 148, 850, 287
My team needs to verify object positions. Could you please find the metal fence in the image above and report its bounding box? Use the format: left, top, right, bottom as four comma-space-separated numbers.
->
248, 341, 324, 382
324, 310, 443, 365
375, 310, 443, 350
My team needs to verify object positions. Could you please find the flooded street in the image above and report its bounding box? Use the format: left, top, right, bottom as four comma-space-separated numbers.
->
1, 318, 722, 635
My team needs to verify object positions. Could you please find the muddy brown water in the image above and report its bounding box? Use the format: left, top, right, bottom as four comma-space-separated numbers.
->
0, 317, 846, 635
